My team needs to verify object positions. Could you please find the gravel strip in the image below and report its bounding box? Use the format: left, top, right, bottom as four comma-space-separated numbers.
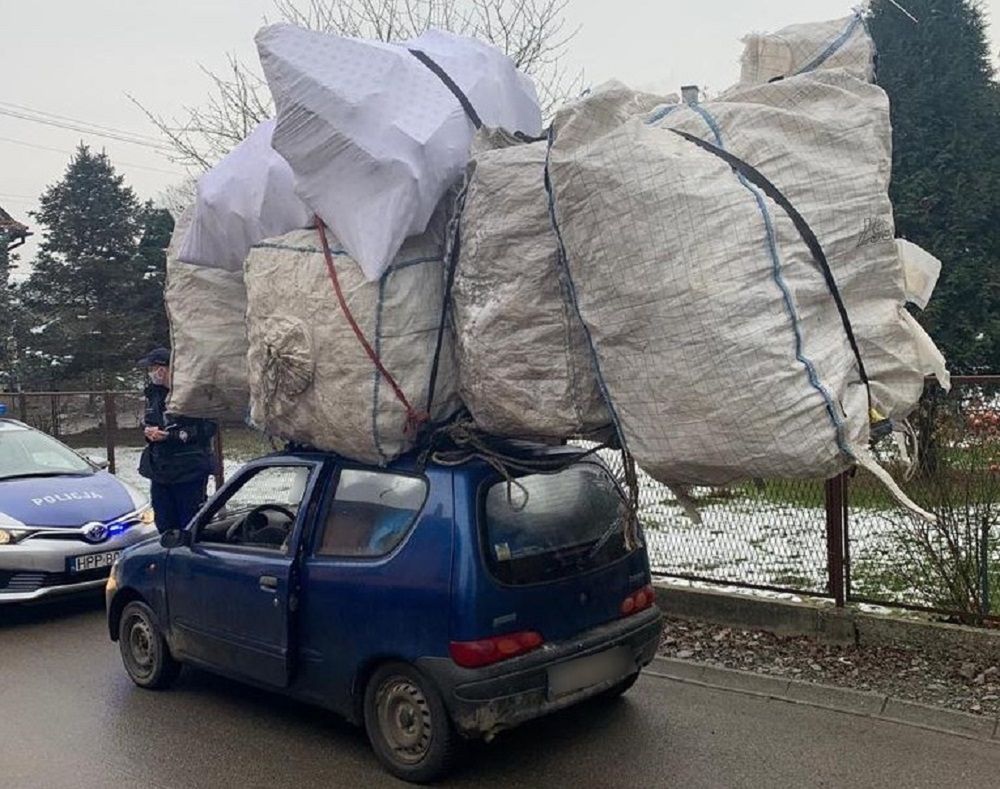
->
658, 615, 1000, 717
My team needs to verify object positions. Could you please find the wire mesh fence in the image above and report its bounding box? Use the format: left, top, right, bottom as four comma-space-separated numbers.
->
846, 377, 1000, 621
4, 377, 1000, 621
595, 447, 832, 595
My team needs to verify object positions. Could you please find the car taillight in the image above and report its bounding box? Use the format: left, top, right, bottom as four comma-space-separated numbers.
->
449, 630, 544, 668
621, 584, 655, 617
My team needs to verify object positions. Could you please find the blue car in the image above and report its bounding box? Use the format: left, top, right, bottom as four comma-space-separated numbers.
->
0, 407, 155, 603
106, 441, 662, 782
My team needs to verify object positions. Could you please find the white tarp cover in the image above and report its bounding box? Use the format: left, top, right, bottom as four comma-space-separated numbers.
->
739, 11, 875, 85
243, 219, 460, 464
165, 209, 250, 421
177, 119, 312, 271
256, 24, 543, 282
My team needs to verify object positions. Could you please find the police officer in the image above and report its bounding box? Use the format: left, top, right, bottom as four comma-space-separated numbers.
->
137, 347, 217, 533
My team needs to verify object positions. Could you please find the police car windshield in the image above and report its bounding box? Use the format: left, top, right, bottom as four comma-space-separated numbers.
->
0, 425, 94, 480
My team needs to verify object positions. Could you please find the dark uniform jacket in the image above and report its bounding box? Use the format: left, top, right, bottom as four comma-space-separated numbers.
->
138, 384, 217, 484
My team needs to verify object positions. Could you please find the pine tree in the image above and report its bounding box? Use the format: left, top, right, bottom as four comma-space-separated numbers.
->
868, 0, 1000, 372
17, 145, 170, 389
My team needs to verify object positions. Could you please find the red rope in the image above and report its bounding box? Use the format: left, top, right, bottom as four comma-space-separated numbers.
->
315, 219, 429, 435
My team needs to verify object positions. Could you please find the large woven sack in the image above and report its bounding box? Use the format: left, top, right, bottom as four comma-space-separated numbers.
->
546, 87, 871, 486
244, 222, 460, 464
453, 85, 667, 439
657, 69, 948, 420
453, 130, 608, 439
165, 208, 250, 421
739, 11, 875, 85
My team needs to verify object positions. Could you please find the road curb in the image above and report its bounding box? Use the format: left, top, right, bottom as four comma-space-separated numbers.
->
649, 656, 1000, 743
653, 583, 1000, 659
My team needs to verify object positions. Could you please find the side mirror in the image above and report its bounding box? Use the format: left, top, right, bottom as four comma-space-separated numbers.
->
86, 455, 110, 470
160, 529, 191, 549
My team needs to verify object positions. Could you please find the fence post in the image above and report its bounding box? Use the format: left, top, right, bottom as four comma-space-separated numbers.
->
50, 394, 59, 438
842, 471, 851, 603
825, 472, 847, 607
213, 427, 225, 492
18, 392, 27, 422
104, 392, 117, 475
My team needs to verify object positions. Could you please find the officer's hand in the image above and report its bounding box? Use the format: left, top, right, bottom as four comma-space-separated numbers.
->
144, 426, 169, 442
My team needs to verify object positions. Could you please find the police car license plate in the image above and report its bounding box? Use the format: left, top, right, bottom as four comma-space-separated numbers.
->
547, 646, 633, 700
68, 550, 121, 573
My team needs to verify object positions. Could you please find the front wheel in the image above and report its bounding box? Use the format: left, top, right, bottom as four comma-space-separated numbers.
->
363, 662, 461, 783
118, 600, 180, 690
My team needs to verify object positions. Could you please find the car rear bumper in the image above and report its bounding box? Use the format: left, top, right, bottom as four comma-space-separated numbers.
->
417, 607, 663, 738
0, 526, 158, 603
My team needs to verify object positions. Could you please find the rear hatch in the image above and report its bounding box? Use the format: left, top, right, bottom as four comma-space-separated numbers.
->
458, 458, 652, 645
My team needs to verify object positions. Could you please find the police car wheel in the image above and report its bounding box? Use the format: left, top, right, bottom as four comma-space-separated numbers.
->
364, 662, 460, 783
119, 601, 180, 690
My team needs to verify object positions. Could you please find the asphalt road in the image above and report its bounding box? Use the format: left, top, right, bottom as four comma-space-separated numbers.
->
3, 595, 999, 789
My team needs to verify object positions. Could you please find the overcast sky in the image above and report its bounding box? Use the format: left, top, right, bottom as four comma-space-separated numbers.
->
2, 0, 998, 271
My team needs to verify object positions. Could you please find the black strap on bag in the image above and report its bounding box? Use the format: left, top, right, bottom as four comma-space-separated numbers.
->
407, 49, 479, 421
410, 48, 546, 419
667, 127, 871, 390
409, 49, 483, 129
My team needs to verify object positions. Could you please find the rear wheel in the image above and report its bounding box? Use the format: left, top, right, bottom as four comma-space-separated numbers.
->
118, 600, 180, 690
363, 662, 460, 783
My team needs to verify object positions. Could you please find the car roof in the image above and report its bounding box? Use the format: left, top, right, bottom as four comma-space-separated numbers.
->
0, 418, 30, 433
265, 438, 603, 477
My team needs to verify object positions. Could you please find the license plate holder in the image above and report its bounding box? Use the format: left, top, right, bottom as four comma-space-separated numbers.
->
547, 646, 634, 700
67, 550, 121, 574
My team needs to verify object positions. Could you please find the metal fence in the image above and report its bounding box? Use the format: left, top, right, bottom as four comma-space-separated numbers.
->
4, 378, 1000, 622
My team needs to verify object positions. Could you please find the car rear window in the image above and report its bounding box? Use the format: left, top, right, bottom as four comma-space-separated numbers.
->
481, 461, 632, 585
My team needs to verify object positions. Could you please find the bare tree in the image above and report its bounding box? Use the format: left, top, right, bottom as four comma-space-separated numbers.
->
134, 0, 580, 170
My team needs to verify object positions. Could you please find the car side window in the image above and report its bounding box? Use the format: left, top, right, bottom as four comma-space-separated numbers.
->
198, 464, 312, 553
316, 469, 426, 558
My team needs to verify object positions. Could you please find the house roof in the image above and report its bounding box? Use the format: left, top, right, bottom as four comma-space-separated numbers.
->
0, 205, 28, 232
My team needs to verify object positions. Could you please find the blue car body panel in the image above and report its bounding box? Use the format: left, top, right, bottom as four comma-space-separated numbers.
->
109, 446, 660, 731
0, 470, 136, 527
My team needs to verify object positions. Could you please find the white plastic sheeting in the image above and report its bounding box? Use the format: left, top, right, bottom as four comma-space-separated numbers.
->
256, 24, 542, 282
177, 119, 312, 271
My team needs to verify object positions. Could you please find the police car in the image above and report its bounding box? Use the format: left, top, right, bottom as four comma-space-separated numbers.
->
0, 404, 156, 603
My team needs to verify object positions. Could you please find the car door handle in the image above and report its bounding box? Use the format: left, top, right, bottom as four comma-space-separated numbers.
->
259, 575, 278, 592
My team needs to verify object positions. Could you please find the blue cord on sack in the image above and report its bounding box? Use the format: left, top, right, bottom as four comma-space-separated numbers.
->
684, 103, 855, 460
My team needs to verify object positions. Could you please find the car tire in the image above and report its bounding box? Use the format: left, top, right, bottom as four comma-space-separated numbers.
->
363, 661, 461, 783
118, 600, 180, 690
596, 671, 640, 702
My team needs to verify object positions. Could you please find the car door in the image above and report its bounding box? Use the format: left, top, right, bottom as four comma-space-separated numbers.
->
165, 459, 319, 687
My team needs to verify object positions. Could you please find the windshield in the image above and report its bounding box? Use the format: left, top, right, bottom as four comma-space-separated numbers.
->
481, 461, 632, 585
0, 427, 94, 480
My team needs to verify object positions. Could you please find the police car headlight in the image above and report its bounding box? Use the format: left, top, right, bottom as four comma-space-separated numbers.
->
139, 506, 155, 526
0, 528, 30, 545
